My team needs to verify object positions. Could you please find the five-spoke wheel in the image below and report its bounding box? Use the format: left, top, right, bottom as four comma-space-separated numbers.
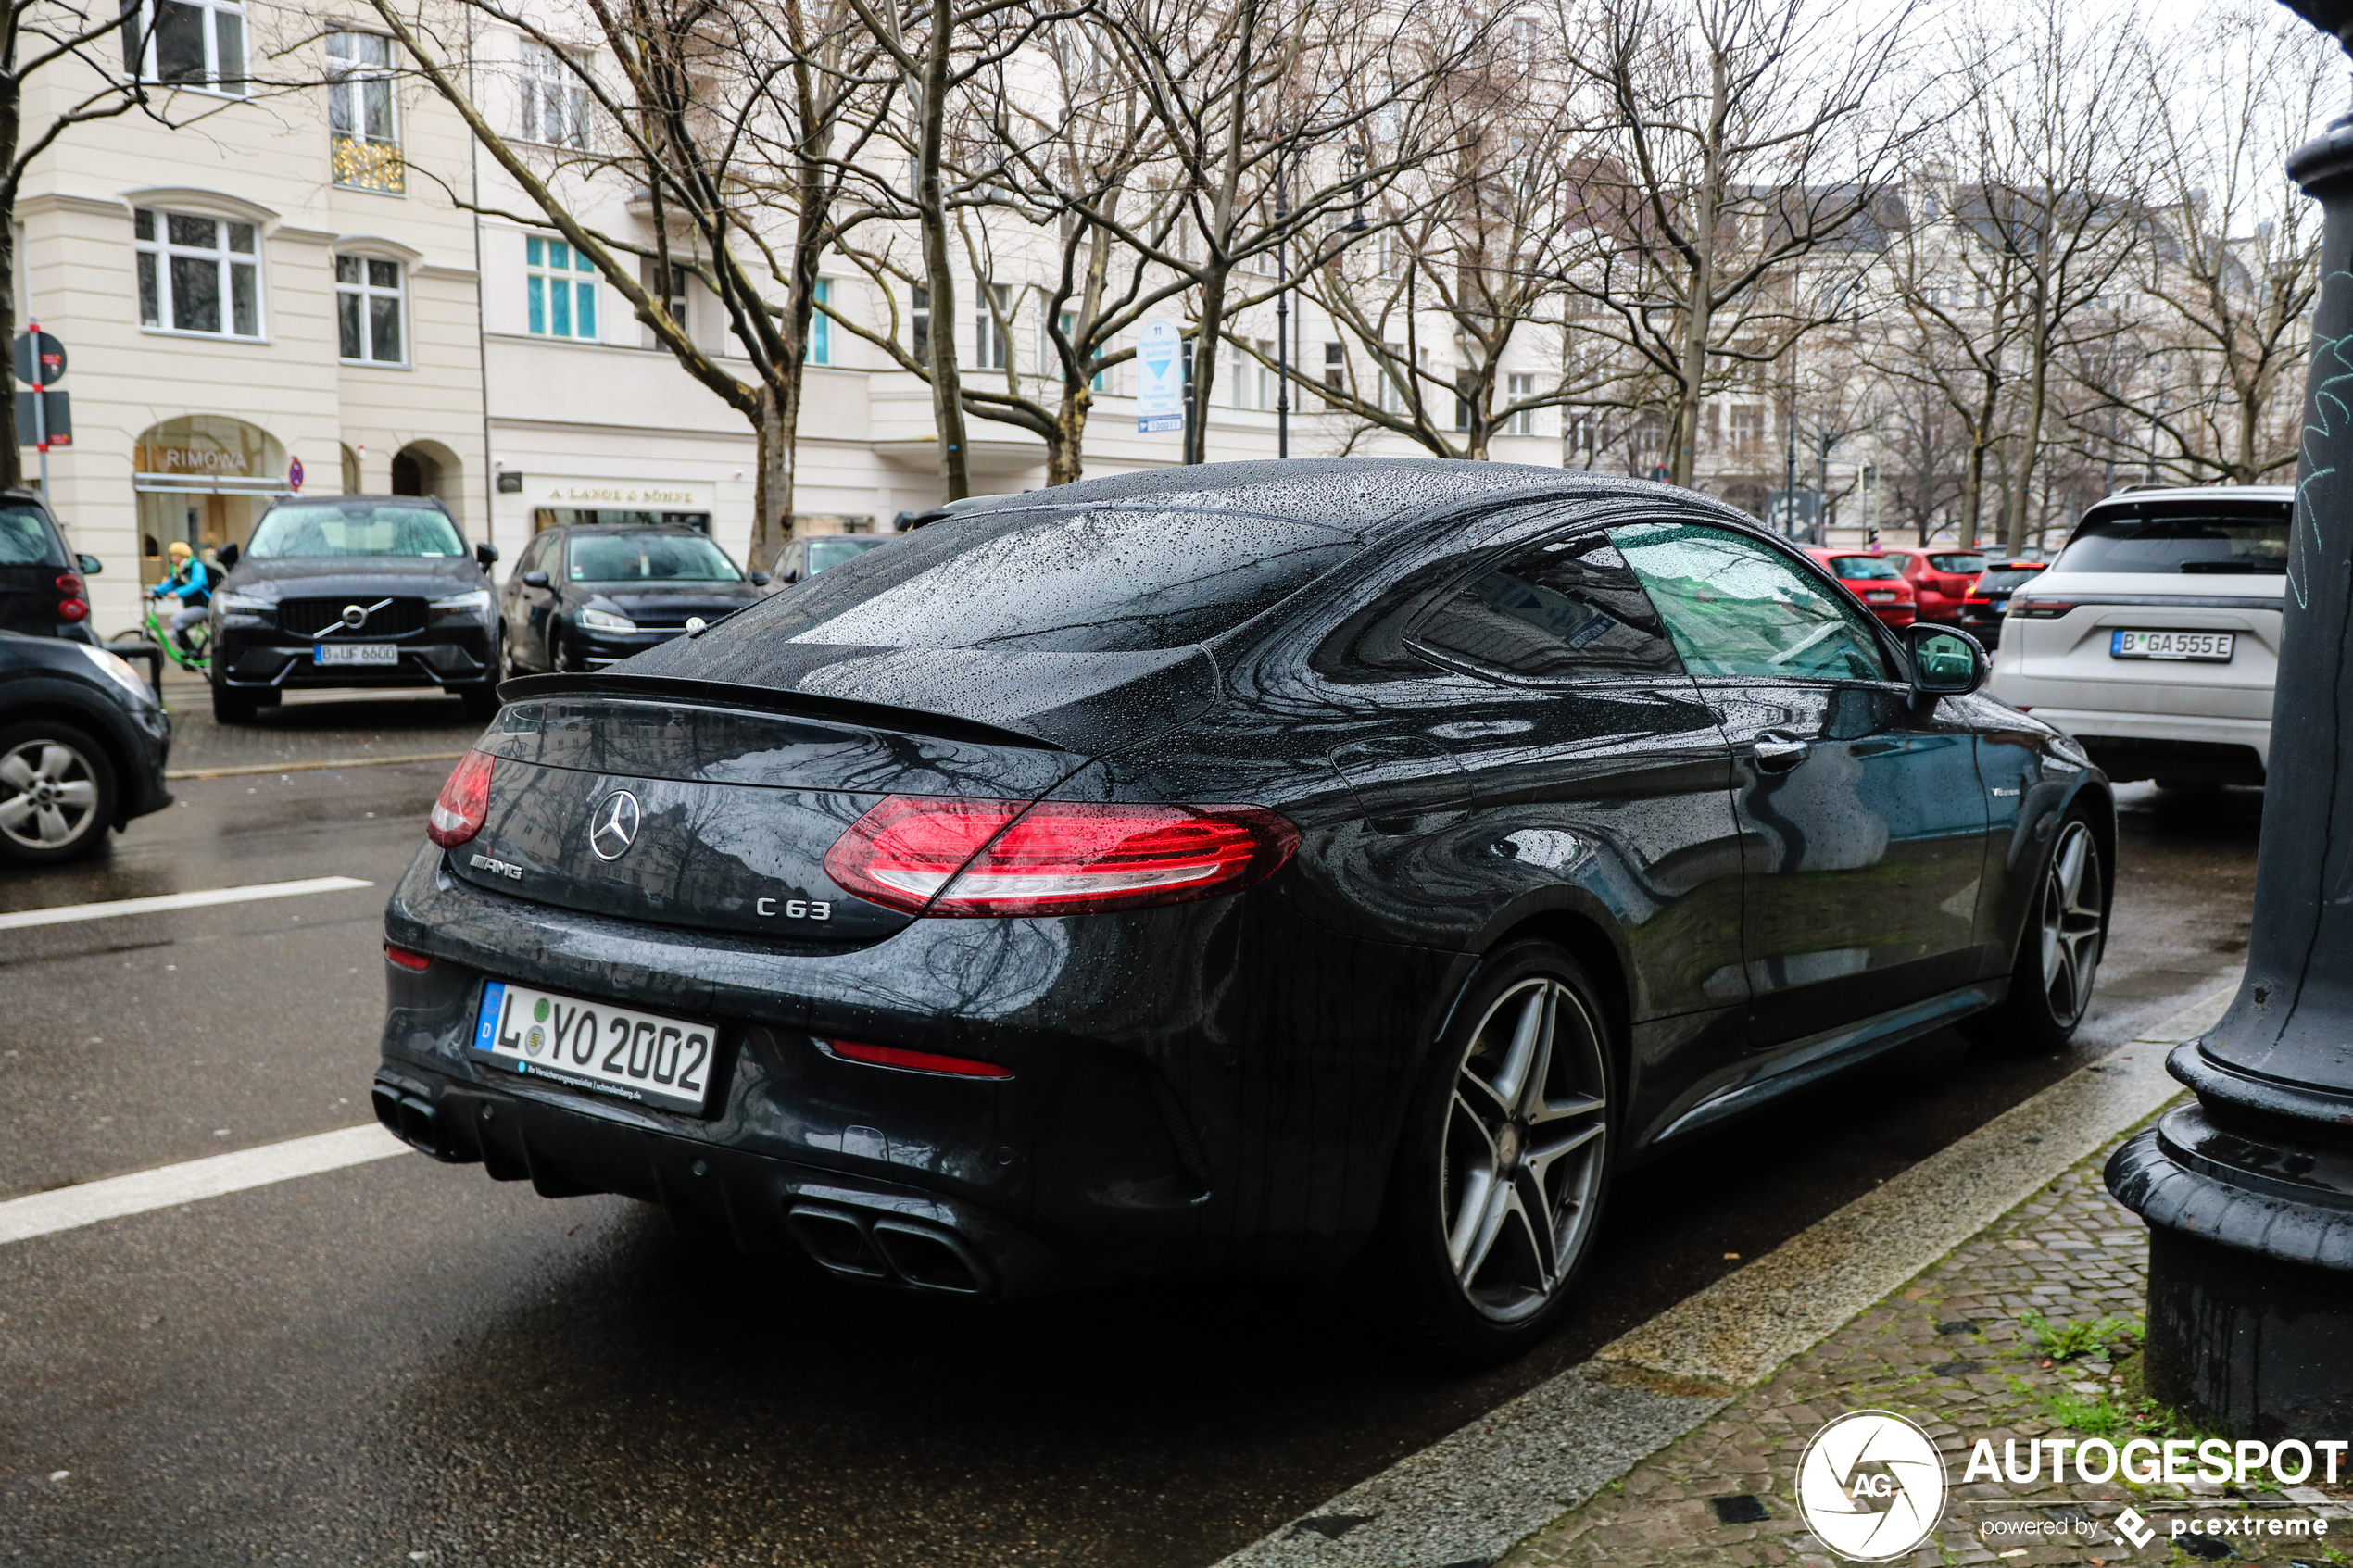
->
0, 722, 115, 865
2035, 818, 2105, 1030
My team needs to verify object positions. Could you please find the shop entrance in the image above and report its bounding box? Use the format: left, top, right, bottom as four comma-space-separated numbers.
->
132, 415, 286, 585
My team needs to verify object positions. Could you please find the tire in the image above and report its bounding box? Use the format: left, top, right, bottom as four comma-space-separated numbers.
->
1966, 811, 2109, 1054
1377, 939, 1617, 1365
0, 721, 118, 865
210, 677, 258, 725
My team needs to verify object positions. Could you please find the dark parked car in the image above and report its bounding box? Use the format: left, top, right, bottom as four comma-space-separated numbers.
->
206, 496, 500, 724
0, 491, 102, 646
767, 533, 893, 588
501, 526, 766, 675
1957, 559, 2047, 647
0, 629, 171, 864
375, 460, 2112, 1361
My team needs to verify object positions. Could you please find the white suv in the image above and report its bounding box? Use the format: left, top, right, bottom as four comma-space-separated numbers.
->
1988, 485, 2287, 788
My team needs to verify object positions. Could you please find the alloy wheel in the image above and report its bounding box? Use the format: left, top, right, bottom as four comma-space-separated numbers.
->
1441, 976, 1610, 1323
0, 738, 102, 850
2037, 820, 2106, 1027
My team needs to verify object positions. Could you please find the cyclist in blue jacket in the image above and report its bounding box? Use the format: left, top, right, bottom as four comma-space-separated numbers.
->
151, 540, 213, 653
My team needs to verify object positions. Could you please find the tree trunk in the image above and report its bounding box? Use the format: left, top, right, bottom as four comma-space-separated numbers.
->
754, 384, 792, 571
916, 0, 968, 500
1047, 390, 1088, 486
0, 222, 20, 493
1189, 264, 1231, 465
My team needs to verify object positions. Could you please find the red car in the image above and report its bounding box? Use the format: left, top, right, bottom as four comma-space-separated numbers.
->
1880, 547, 1991, 625
1805, 548, 1918, 627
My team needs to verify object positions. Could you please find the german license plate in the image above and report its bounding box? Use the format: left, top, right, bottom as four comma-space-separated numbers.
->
313, 642, 398, 666
471, 980, 718, 1115
1865, 590, 1897, 602
2110, 630, 2234, 662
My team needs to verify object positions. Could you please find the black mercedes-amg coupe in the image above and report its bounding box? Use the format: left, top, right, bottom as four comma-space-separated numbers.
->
374, 460, 2112, 1361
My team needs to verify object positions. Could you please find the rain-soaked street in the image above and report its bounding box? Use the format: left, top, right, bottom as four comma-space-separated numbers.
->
0, 685, 2261, 1567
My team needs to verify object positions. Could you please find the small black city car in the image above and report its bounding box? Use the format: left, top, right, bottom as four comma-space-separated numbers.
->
1957, 559, 2047, 648
206, 495, 501, 724
500, 525, 766, 676
0, 491, 103, 645
376, 460, 2114, 1361
0, 629, 171, 864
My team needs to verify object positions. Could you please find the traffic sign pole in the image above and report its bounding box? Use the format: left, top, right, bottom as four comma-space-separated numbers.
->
29, 318, 48, 498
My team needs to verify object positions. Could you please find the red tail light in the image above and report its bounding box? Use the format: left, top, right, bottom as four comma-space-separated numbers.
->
2011, 601, 2075, 619
428, 750, 494, 847
56, 574, 88, 621
822, 1039, 1013, 1079
56, 572, 82, 595
57, 598, 88, 621
384, 943, 434, 972
824, 796, 1300, 917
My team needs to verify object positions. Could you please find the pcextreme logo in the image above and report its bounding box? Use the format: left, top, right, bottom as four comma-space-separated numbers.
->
1795, 1411, 1949, 1562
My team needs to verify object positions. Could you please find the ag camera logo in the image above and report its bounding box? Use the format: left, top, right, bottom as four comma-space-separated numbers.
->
1796, 1410, 1949, 1561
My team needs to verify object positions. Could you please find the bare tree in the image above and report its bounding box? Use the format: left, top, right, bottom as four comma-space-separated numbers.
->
368, 0, 893, 563
1550, 0, 1926, 488
2071, 1, 2332, 486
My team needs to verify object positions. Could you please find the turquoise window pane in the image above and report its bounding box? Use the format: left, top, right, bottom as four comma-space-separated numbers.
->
527, 274, 544, 334
575, 282, 595, 337
549, 240, 570, 270
809, 279, 830, 364
526, 236, 543, 268
551, 277, 572, 336
575, 249, 594, 273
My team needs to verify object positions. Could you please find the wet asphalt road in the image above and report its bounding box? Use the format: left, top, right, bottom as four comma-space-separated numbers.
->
0, 692, 2261, 1567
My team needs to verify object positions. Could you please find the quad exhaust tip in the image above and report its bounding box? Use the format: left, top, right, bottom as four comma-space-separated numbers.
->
786, 1203, 990, 1295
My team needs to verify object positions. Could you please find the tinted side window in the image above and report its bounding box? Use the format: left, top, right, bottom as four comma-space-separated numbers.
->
0, 506, 59, 566
517, 533, 554, 574
1409, 531, 1683, 682
1611, 520, 1891, 683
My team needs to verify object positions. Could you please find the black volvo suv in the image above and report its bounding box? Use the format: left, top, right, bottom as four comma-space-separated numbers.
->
207, 496, 501, 723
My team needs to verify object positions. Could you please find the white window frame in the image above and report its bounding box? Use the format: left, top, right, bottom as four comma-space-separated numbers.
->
975, 282, 1011, 370
519, 37, 590, 149
335, 253, 407, 366
135, 207, 265, 341
1507, 373, 1535, 436
128, 0, 246, 95
327, 31, 402, 191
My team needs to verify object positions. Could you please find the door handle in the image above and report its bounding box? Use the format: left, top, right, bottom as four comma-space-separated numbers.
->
1751, 735, 1811, 773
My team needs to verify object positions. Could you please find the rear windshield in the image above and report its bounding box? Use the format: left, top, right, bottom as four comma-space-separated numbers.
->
1926, 552, 1988, 573
1826, 555, 1902, 580
755, 506, 1365, 652
2057, 510, 2289, 574
1978, 566, 2044, 591
569, 533, 739, 583
247, 503, 464, 558
0, 505, 57, 565
808, 537, 889, 573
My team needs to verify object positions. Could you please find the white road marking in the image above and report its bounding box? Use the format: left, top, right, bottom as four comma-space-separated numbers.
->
0, 875, 374, 932
0, 1124, 409, 1246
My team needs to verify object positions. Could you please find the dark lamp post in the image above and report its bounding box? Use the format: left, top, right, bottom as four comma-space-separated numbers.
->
2104, 0, 2353, 1437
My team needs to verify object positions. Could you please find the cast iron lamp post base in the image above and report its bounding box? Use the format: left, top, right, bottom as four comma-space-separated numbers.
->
2103, 68, 2353, 1439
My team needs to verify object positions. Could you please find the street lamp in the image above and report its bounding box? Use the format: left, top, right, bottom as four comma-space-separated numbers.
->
2103, 0, 2353, 1437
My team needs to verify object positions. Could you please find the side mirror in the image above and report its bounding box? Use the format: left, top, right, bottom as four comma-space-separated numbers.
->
475, 542, 500, 567
748, 570, 772, 587
76, 553, 102, 575
215, 542, 240, 571
522, 570, 551, 590
1904, 623, 1986, 697
782, 567, 800, 585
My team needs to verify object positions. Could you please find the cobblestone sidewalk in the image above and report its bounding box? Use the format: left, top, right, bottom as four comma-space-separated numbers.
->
1502, 1127, 2352, 1568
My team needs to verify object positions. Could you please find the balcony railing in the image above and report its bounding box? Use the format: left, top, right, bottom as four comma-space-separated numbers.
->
333, 133, 405, 194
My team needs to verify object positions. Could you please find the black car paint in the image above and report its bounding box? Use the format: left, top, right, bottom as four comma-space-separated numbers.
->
375, 460, 2110, 1298
0, 493, 100, 646
501, 526, 764, 673
208, 497, 499, 696
0, 630, 173, 824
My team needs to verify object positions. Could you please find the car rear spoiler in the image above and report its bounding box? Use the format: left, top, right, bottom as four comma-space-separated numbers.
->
494, 671, 1070, 753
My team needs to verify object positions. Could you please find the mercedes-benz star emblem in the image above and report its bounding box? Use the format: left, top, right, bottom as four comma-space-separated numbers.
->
587, 790, 642, 860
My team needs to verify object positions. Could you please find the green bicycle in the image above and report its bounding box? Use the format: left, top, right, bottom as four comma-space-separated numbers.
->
141, 597, 210, 675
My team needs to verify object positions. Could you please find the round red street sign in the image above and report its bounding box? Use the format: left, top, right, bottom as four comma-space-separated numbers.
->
289, 457, 304, 492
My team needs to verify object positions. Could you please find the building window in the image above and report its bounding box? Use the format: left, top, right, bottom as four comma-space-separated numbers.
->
519, 37, 589, 148
135, 208, 261, 338
327, 31, 402, 193
1378, 345, 1409, 415
911, 285, 929, 360
525, 235, 597, 339
1730, 404, 1762, 456
336, 255, 404, 364
807, 278, 830, 364
128, 0, 245, 94
643, 256, 688, 337
975, 282, 1010, 370
1324, 341, 1344, 392
1507, 373, 1535, 435
1227, 339, 1276, 409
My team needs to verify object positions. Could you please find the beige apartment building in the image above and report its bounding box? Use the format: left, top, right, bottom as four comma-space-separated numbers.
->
19, 0, 486, 637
